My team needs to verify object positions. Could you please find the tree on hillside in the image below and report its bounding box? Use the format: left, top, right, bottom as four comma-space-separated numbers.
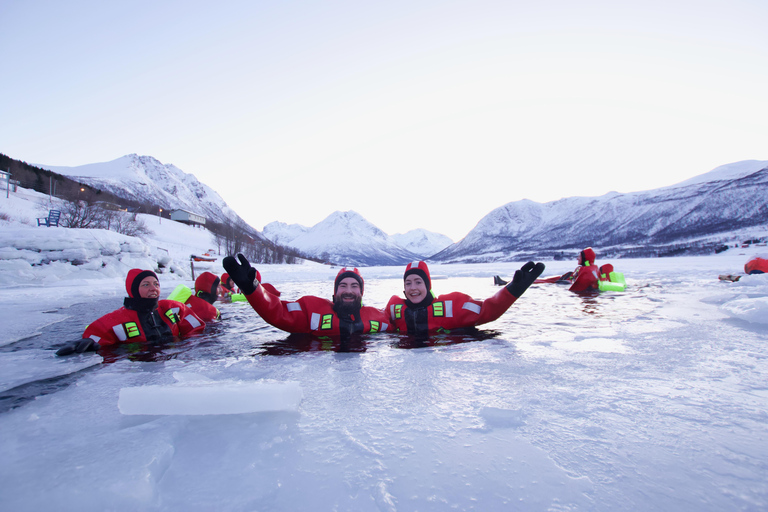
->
58, 198, 105, 229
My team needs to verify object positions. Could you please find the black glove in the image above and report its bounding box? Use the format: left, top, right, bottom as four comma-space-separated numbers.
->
56, 338, 100, 356
506, 261, 546, 298
222, 253, 258, 295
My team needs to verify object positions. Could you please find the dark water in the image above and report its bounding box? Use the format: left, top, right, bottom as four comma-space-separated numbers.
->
0, 277, 655, 413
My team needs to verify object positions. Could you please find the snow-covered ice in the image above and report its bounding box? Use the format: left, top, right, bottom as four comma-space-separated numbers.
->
1, 252, 767, 510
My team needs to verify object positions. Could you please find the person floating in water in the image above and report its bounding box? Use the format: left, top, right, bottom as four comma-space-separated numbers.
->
508, 247, 602, 292
223, 254, 391, 337
220, 272, 238, 297
387, 260, 544, 336
187, 272, 222, 322
56, 269, 206, 356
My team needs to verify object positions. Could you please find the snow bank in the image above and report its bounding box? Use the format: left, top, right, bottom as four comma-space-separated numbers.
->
0, 226, 188, 287
713, 274, 768, 324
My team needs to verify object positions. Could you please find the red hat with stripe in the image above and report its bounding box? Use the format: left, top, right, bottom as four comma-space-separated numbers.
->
403, 261, 431, 291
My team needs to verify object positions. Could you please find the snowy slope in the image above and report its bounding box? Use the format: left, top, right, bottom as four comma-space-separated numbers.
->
262, 221, 309, 247
264, 219, 453, 263
435, 160, 768, 262
285, 210, 421, 266
39, 154, 242, 226
390, 229, 453, 258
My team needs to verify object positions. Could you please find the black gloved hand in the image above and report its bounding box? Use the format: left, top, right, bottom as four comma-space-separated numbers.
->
506, 261, 546, 298
56, 338, 100, 356
222, 253, 258, 295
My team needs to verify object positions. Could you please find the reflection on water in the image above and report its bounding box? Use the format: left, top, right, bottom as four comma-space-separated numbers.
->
253, 328, 502, 355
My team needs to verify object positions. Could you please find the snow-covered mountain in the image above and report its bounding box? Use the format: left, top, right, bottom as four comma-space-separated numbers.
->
39, 154, 242, 227
34, 154, 768, 264
265, 211, 422, 266
390, 229, 453, 258
264, 220, 453, 264
433, 160, 768, 262
262, 221, 310, 247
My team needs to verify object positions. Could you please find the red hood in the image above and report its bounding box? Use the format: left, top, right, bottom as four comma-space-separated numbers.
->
581, 247, 596, 266
126, 269, 157, 298
195, 272, 220, 296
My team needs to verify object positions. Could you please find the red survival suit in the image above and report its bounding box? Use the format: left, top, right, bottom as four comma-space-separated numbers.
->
184, 272, 221, 322
386, 261, 520, 334
243, 267, 390, 336
537, 248, 601, 292
567, 248, 600, 292
82, 270, 205, 346
745, 255, 768, 274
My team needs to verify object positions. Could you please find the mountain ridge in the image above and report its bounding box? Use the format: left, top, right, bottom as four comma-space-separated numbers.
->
31, 154, 768, 264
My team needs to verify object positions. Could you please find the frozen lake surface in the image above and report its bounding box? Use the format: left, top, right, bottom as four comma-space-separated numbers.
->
1, 256, 767, 511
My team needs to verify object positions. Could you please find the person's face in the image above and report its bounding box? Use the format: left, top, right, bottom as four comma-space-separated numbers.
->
138, 276, 160, 299
404, 275, 428, 304
335, 277, 362, 304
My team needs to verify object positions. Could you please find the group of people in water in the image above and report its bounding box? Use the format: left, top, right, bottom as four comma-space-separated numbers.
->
56, 247, 627, 357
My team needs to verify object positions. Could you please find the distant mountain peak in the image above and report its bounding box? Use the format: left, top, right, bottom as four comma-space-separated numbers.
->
434, 159, 768, 262
37, 154, 241, 226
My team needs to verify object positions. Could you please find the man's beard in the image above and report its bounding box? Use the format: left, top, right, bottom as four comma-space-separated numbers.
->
333, 294, 362, 316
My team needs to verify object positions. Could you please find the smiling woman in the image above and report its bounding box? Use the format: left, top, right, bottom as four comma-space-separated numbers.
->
55, 269, 205, 356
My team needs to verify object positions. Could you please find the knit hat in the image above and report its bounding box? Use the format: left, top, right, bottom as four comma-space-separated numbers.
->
580, 247, 596, 266
126, 269, 158, 298
404, 261, 431, 291
195, 272, 220, 297
334, 267, 364, 295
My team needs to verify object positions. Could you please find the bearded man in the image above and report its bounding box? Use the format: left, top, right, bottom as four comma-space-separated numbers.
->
223, 254, 391, 337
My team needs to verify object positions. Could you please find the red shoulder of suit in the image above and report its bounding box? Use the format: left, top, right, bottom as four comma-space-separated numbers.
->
185, 295, 220, 322
82, 300, 205, 345
386, 287, 517, 333
244, 285, 390, 335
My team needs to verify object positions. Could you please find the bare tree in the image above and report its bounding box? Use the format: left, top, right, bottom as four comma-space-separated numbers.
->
58, 199, 106, 228
110, 211, 153, 238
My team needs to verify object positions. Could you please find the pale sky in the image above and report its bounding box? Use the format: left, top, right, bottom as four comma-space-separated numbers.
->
2, 0, 767, 241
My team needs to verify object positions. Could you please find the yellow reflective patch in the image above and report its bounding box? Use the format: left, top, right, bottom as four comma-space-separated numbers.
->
321, 314, 333, 330
165, 310, 178, 324
394, 304, 402, 319
370, 321, 380, 333
125, 322, 140, 338
433, 302, 444, 317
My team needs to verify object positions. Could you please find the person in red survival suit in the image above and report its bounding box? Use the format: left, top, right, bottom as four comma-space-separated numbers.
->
222, 254, 391, 337
533, 247, 600, 292
598, 263, 614, 282
220, 272, 238, 295
220, 271, 280, 298
185, 271, 221, 322
387, 260, 544, 335
55, 269, 206, 356
567, 247, 601, 292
